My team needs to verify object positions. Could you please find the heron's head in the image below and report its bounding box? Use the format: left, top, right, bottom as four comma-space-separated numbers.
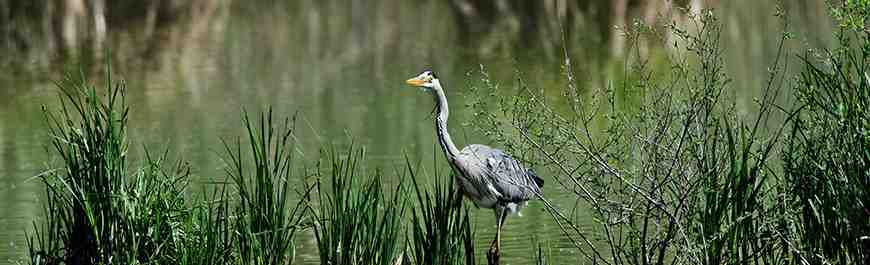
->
405, 70, 439, 91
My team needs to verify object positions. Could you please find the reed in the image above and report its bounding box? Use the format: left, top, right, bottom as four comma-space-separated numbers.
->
177, 187, 233, 265
407, 159, 476, 265
308, 146, 406, 265
27, 66, 196, 264
24, 65, 468, 265
783, 4, 870, 262
223, 109, 310, 265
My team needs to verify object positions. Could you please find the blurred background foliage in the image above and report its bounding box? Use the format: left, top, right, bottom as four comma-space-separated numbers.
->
0, 0, 833, 72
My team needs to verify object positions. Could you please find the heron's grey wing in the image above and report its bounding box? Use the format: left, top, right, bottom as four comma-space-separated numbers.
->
459, 144, 542, 203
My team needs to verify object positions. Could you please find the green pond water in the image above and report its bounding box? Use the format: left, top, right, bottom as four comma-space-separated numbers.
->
0, 1, 833, 264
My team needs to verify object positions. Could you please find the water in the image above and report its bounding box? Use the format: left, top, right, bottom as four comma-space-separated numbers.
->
0, 1, 832, 264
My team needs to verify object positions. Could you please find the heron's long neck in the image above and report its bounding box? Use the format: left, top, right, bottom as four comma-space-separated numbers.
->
433, 81, 460, 160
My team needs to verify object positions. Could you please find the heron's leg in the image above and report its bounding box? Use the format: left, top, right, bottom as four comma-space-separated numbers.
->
495, 208, 508, 252
488, 207, 507, 265
488, 208, 501, 250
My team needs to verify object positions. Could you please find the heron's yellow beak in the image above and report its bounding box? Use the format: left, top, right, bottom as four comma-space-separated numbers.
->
406, 77, 426, 87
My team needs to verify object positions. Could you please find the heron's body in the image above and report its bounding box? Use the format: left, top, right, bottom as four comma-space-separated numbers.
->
406, 70, 543, 264
453, 144, 543, 212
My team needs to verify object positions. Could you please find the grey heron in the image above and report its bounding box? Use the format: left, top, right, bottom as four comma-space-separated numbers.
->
405, 70, 544, 263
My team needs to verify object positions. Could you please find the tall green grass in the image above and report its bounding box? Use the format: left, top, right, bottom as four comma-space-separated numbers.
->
223, 110, 309, 265
27, 67, 194, 264
25, 65, 483, 265
783, 4, 870, 262
407, 159, 476, 265
177, 187, 233, 265
308, 147, 406, 265
26, 69, 310, 265
687, 11, 793, 265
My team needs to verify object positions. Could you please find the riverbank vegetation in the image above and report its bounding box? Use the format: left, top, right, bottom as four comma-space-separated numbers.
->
25, 2, 869, 265
465, 2, 869, 264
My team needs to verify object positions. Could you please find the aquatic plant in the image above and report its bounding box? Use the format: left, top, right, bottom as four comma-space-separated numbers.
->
783, 3, 870, 262
27, 66, 196, 264
223, 109, 310, 265
308, 146, 406, 265
407, 158, 476, 265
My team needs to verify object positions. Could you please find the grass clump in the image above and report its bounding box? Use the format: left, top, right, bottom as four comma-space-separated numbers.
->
24, 65, 475, 265
27, 68, 196, 264
308, 147, 406, 265
26, 68, 307, 265
783, 5, 870, 262
407, 159, 476, 265
176, 187, 233, 265
223, 110, 309, 265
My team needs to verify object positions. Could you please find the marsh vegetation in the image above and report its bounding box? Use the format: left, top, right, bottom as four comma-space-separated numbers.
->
6, 1, 870, 265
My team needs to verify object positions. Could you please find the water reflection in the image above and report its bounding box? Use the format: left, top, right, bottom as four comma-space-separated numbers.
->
0, 1, 833, 264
